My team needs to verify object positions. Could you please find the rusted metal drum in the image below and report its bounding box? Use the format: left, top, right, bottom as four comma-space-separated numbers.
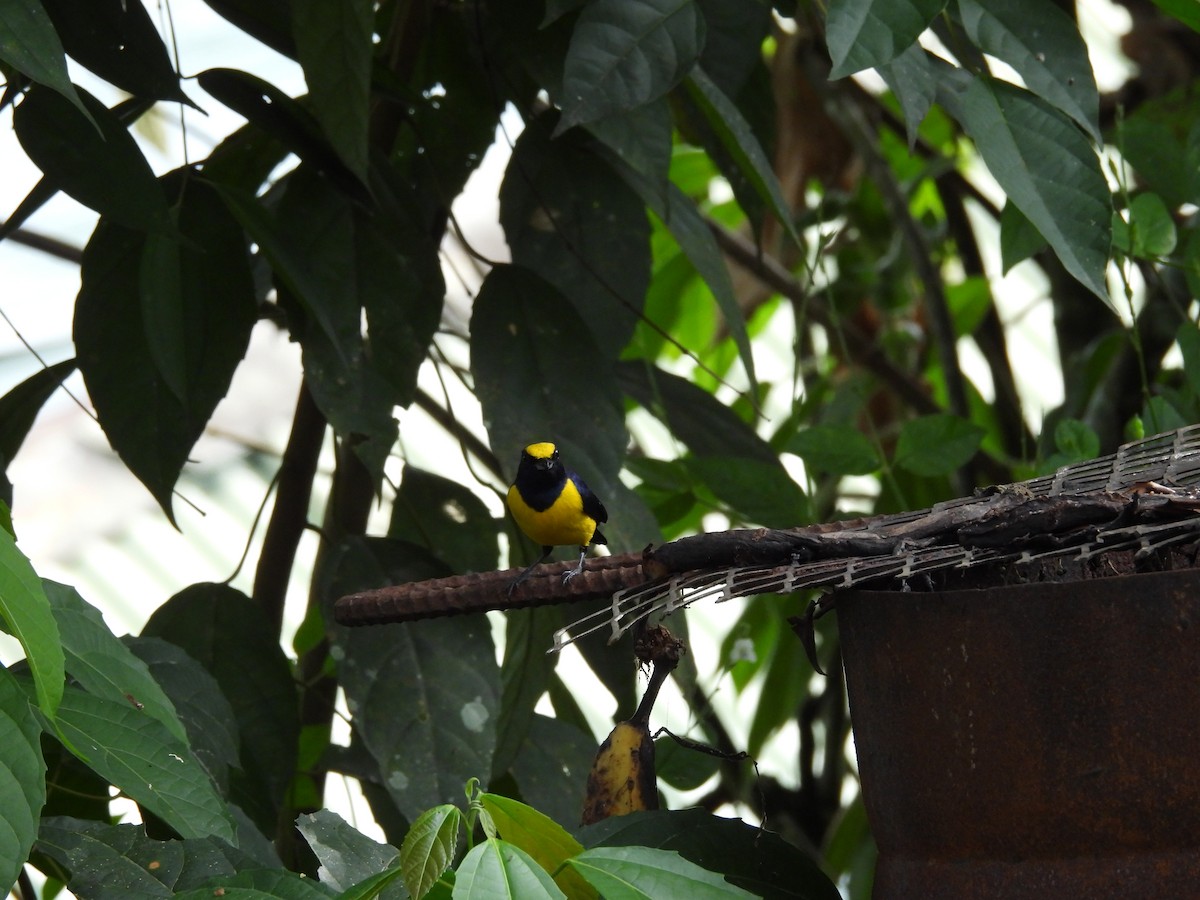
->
839, 567, 1200, 899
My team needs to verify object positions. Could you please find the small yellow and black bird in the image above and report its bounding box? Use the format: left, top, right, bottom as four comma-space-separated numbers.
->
506, 441, 608, 595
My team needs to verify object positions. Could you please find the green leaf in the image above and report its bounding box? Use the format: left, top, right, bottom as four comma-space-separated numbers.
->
126, 636, 241, 793
494, 609, 560, 778
399, 805, 461, 900
52, 685, 236, 842
555, 0, 705, 135
453, 838, 565, 899
74, 175, 257, 522
14, 86, 169, 232
1119, 87, 1200, 208
42, 0, 197, 107
955, 76, 1111, 304
893, 414, 984, 476
686, 456, 807, 528
389, 465, 499, 575
500, 115, 651, 358
1112, 192, 1177, 259
325, 538, 498, 820
826, 0, 946, 79
297, 809, 401, 894
1051, 417, 1100, 465
0, 530, 62, 717
0, 0, 95, 124
197, 68, 367, 202
694, 0, 771, 96
0, 358, 75, 473
680, 67, 798, 245
998, 200, 1047, 273
568, 846, 754, 899
480, 793, 594, 900
1178, 321, 1200, 398
291, 0, 372, 181
956, 0, 1100, 142
0, 664, 44, 893
580, 808, 842, 899
43, 582, 186, 744
188, 870, 337, 899
141, 583, 298, 835
37, 817, 259, 898
261, 164, 442, 481
877, 43, 936, 146
509, 715, 597, 831
789, 425, 879, 476
1148, 0, 1200, 33
470, 264, 627, 501
617, 362, 774, 463
610, 168, 758, 398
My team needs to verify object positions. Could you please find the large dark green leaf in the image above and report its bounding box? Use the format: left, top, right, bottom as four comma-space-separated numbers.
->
296, 809, 400, 895
500, 115, 651, 358
42, 0, 196, 107
679, 67, 797, 244
578, 808, 841, 900
956, 0, 1099, 143
268, 165, 443, 481
609, 164, 758, 396
52, 685, 236, 843
826, 0, 946, 79
199, 0, 294, 58
694, 0, 771, 96
14, 86, 170, 232
74, 175, 257, 522
1120, 88, 1200, 209
126, 636, 241, 794
556, 0, 706, 134
470, 264, 627, 496
955, 77, 1111, 303
686, 456, 807, 528
392, 2, 500, 203
1148, 0, 1200, 31
389, 465, 499, 575
197, 68, 367, 202
43, 582, 186, 744
0, 531, 62, 718
893, 413, 984, 476
0, 0, 93, 124
584, 98, 673, 208
0, 664, 44, 894
877, 43, 936, 146
0, 358, 75, 474
325, 538, 499, 820
141, 584, 298, 834
291, 0, 371, 181
998, 200, 1048, 273
617, 362, 774, 463
494, 609, 562, 778
509, 714, 596, 830
37, 817, 260, 899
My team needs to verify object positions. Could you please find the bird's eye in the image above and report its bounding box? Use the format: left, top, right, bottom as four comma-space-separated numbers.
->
552, 448, 560, 460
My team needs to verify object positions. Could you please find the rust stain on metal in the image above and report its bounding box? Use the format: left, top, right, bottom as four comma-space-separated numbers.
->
839, 562, 1200, 898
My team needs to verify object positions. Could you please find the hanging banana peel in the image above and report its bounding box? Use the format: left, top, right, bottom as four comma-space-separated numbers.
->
581, 626, 682, 825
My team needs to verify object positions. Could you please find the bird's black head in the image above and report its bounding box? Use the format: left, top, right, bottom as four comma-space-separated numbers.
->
519, 442, 562, 479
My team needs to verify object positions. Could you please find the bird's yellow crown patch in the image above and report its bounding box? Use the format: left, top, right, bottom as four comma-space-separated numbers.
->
524, 441, 557, 459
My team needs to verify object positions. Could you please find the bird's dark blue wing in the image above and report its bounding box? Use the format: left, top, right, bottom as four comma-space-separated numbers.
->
570, 471, 608, 524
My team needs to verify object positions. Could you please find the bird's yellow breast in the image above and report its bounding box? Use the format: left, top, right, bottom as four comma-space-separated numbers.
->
507, 477, 598, 548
